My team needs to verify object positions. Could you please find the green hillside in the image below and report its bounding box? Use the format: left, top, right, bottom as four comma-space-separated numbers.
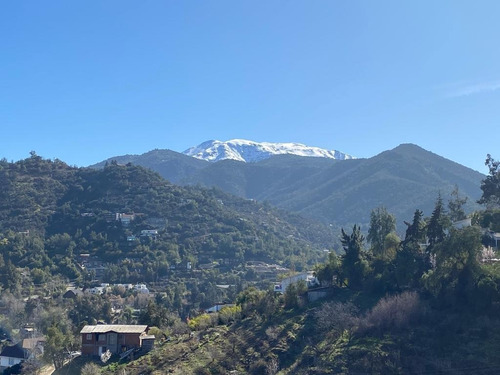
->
91, 185, 500, 375
0, 154, 336, 298
91, 144, 484, 229
92, 149, 209, 184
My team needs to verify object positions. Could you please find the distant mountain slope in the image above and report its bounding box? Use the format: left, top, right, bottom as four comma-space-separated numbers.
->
273, 144, 483, 226
91, 149, 209, 184
182, 144, 484, 227
91, 144, 484, 229
183, 139, 354, 162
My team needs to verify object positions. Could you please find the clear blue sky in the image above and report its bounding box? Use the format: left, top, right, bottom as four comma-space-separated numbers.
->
1, 1, 499, 173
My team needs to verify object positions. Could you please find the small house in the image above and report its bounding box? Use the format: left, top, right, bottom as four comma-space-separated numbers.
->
133, 284, 149, 294
205, 303, 235, 313
116, 213, 136, 226
274, 272, 319, 293
141, 229, 158, 237
80, 325, 154, 356
63, 288, 84, 299
0, 344, 29, 371
21, 337, 45, 357
86, 286, 106, 295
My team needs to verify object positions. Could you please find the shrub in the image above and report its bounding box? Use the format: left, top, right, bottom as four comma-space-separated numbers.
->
188, 313, 218, 330
81, 362, 101, 375
314, 301, 359, 336
218, 305, 242, 325
361, 291, 422, 334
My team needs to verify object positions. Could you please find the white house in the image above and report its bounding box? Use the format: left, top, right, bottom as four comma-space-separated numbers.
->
87, 286, 106, 295
205, 303, 235, 313
0, 344, 28, 371
274, 272, 319, 293
116, 213, 135, 226
133, 283, 149, 294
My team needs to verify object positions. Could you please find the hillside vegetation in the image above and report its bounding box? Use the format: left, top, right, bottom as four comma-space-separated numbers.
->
91, 154, 500, 375
93, 144, 484, 228
2, 152, 499, 375
0, 154, 336, 306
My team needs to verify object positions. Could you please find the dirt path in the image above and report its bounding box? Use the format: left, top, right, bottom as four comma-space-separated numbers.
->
39, 364, 55, 375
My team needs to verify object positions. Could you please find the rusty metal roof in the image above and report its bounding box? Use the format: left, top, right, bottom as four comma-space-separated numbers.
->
80, 325, 147, 334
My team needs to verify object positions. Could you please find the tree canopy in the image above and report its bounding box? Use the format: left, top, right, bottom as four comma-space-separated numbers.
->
478, 154, 500, 208
367, 207, 396, 258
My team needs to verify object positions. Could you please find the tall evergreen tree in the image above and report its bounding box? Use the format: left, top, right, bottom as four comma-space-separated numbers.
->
423, 226, 482, 309
402, 209, 425, 246
448, 185, 468, 222
367, 207, 396, 257
478, 154, 500, 208
341, 225, 369, 289
395, 209, 428, 290
427, 195, 449, 251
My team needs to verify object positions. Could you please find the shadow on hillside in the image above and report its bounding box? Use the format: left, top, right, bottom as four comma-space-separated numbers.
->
52, 356, 101, 375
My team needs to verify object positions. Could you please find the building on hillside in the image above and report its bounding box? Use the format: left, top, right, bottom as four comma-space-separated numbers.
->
246, 261, 288, 277
86, 286, 106, 295
63, 288, 84, 299
20, 324, 36, 339
140, 229, 158, 238
21, 337, 45, 357
80, 325, 154, 356
0, 344, 29, 371
116, 213, 136, 226
205, 303, 235, 313
133, 283, 149, 294
486, 231, 500, 249
306, 287, 332, 303
273, 272, 319, 293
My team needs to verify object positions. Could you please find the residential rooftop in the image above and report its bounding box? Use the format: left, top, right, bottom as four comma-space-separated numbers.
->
80, 325, 148, 334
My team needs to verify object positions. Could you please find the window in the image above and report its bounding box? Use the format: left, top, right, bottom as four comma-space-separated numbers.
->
86, 334, 92, 341
108, 334, 117, 345
99, 334, 106, 342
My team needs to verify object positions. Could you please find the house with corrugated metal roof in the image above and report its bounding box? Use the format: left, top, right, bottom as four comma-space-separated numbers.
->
80, 325, 154, 356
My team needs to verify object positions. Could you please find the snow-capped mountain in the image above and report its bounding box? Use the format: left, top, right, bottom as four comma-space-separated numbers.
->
182, 139, 354, 163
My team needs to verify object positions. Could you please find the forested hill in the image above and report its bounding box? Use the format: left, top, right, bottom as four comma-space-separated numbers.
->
92, 144, 484, 228
91, 148, 209, 184
0, 154, 336, 280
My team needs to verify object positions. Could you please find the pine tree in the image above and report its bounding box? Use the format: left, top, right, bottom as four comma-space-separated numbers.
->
427, 195, 449, 251
341, 225, 369, 289
478, 154, 500, 208
448, 185, 468, 222
395, 209, 428, 289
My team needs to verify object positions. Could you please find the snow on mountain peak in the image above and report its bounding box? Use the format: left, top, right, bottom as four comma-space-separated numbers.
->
182, 139, 354, 163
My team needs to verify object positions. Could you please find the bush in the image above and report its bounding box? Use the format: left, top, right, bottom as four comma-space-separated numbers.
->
147, 326, 165, 340
361, 291, 422, 334
188, 313, 218, 330
314, 301, 359, 336
194, 367, 211, 375
218, 305, 241, 325
81, 362, 101, 375
284, 280, 307, 309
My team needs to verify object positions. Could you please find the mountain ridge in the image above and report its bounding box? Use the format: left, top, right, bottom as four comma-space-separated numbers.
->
90, 143, 484, 228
